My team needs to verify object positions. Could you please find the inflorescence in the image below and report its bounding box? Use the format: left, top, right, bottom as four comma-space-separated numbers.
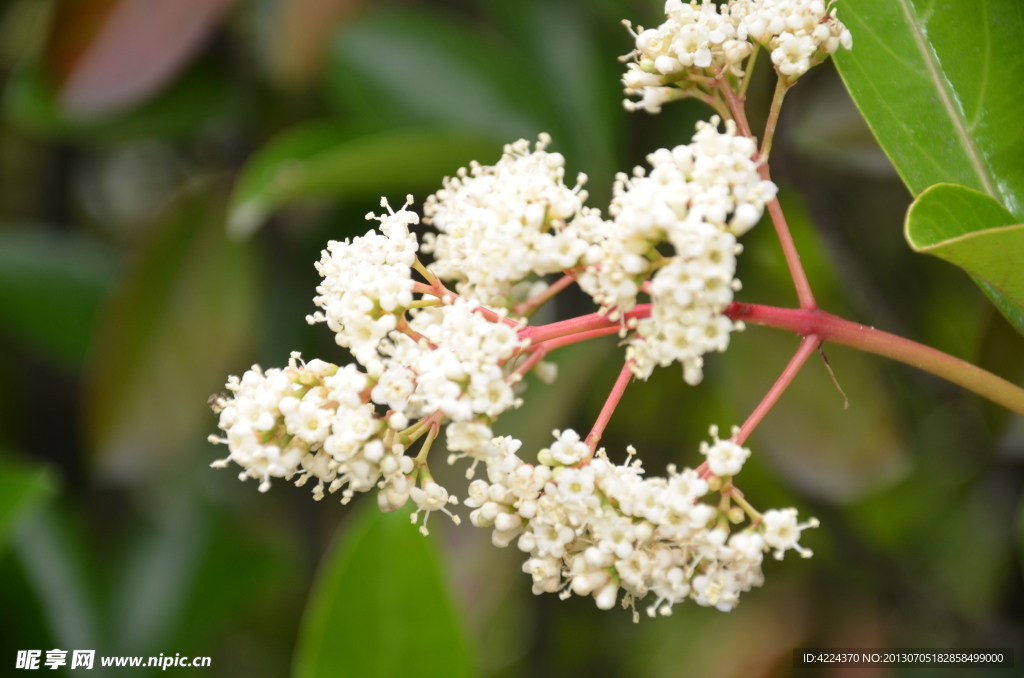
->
208, 0, 851, 618
622, 0, 851, 113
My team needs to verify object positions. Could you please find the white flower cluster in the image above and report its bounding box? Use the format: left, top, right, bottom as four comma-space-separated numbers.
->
306, 200, 526, 425
623, 0, 852, 113
577, 118, 776, 384
209, 355, 413, 506
307, 199, 419, 366
422, 135, 590, 307
212, 199, 535, 531
466, 428, 816, 616
208, 125, 823, 615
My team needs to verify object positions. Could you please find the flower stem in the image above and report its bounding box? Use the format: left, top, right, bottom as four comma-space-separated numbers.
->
586, 361, 634, 452
739, 44, 760, 100
513, 273, 576, 317
526, 325, 621, 353
719, 77, 816, 310
759, 78, 789, 162
727, 302, 1024, 416
717, 73, 753, 137
509, 346, 549, 380
733, 334, 820, 445
726, 486, 762, 521
415, 419, 441, 464
521, 302, 1024, 416
412, 281, 519, 327
762, 180, 816, 310
519, 308, 642, 344
413, 258, 440, 287
396, 317, 436, 349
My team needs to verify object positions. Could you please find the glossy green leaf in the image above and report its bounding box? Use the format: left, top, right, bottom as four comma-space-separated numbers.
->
294, 504, 475, 678
833, 0, 1024, 218
905, 183, 1024, 334
0, 453, 57, 552
227, 124, 500, 238
3, 60, 241, 143
84, 185, 260, 483
328, 8, 554, 141
0, 227, 118, 368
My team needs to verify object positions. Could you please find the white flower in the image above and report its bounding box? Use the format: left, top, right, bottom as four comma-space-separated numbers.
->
702, 438, 750, 476
306, 198, 418, 362
543, 429, 590, 466
761, 508, 817, 559
423, 135, 590, 306
410, 480, 460, 535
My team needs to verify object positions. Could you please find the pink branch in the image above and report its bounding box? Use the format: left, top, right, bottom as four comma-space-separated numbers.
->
718, 76, 816, 311
509, 346, 549, 381
513, 273, 576, 317
733, 334, 820, 445
412, 281, 519, 327
518, 302, 1024, 416
727, 302, 1024, 416
585, 361, 634, 452
760, 172, 816, 310
520, 306, 650, 344
526, 325, 621, 353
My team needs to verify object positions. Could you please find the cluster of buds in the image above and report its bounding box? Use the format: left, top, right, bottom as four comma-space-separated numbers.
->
623, 0, 852, 113
466, 427, 816, 616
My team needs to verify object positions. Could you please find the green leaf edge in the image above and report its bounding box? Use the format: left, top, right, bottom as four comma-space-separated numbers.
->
905, 182, 1024, 335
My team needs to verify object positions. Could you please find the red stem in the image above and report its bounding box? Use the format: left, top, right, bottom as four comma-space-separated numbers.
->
526, 325, 620, 353
719, 78, 816, 310
520, 302, 1024, 416
513, 273, 576, 317
730, 302, 1024, 416
761, 170, 816, 310
412, 281, 519, 327
520, 307, 646, 343
586, 361, 634, 452
509, 347, 548, 380
733, 334, 820, 445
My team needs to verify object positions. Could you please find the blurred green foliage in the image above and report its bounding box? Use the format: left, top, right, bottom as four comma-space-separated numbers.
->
0, 0, 1022, 676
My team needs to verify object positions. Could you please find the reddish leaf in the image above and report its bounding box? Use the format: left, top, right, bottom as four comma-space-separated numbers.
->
48, 0, 237, 116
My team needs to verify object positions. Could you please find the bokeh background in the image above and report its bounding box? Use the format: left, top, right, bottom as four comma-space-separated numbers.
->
1, 0, 1022, 676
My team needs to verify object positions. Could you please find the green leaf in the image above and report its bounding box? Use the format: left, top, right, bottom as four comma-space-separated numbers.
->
0, 227, 119, 369
12, 508, 104, 659
228, 125, 501, 238
84, 184, 260, 483
905, 183, 1024, 334
111, 500, 206, 655
328, 8, 554, 141
0, 453, 57, 552
833, 0, 1024, 219
294, 504, 475, 678
3, 60, 241, 144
